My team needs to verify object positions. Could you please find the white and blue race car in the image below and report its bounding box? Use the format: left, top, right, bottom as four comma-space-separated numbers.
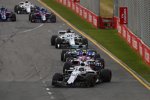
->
14, 0, 35, 14
29, 7, 56, 23
51, 29, 88, 49
52, 62, 111, 88
0, 7, 16, 21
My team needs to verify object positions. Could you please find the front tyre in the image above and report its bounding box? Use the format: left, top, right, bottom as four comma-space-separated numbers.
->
51, 35, 58, 45
99, 69, 112, 82
52, 73, 63, 87
85, 73, 96, 87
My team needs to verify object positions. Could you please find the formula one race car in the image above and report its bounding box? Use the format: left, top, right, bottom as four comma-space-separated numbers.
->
29, 7, 56, 23
14, 0, 35, 14
63, 56, 105, 73
61, 49, 100, 62
0, 7, 16, 21
52, 63, 111, 88
51, 29, 88, 49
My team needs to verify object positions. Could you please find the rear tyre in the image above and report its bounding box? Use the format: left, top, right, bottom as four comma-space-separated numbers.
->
50, 14, 56, 23
30, 15, 36, 23
63, 53, 71, 62
61, 50, 68, 61
94, 54, 101, 59
82, 38, 88, 48
29, 13, 32, 21
96, 58, 105, 69
63, 62, 72, 74
11, 14, 16, 21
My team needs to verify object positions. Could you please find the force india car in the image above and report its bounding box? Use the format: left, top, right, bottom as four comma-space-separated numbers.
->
14, 0, 35, 14
0, 7, 16, 21
52, 62, 111, 88
61, 49, 101, 62
29, 7, 56, 23
51, 29, 88, 49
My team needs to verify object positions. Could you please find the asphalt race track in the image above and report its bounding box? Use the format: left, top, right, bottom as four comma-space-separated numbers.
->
0, 0, 150, 100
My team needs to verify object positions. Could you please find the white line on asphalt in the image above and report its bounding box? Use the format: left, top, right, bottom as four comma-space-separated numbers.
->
50, 96, 55, 99
46, 88, 50, 91
34, 64, 43, 80
19, 24, 44, 34
48, 92, 52, 95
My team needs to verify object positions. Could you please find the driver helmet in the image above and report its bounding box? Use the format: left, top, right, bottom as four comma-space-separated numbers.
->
40, 7, 45, 11
82, 53, 86, 56
1, 7, 5, 11
80, 62, 85, 66
66, 28, 71, 33
25, 0, 29, 3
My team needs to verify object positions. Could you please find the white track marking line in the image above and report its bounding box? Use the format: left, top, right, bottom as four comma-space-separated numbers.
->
48, 92, 52, 95
50, 96, 55, 99
38, 0, 150, 90
34, 64, 42, 80
19, 24, 44, 34
46, 88, 50, 91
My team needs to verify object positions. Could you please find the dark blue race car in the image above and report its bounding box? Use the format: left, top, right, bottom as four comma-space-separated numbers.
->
0, 7, 16, 21
29, 7, 56, 23
61, 49, 101, 62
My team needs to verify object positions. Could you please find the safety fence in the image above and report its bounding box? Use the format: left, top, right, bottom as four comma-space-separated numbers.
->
56, 0, 99, 28
114, 17, 150, 65
56, 0, 150, 66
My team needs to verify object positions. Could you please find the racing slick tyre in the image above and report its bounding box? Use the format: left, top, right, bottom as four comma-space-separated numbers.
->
99, 69, 112, 82
85, 73, 96, 87
52, 73, 63, 87
51, 35, 58, 46
30, 15, 36, 23
14, 5, 21, 14
61, 50, 68, 61
63, 54, 71, 62
96, 58, 105, 69
55, 38, 62, 49
82, 38, 88, 48
14, 5, 18, 13
29, 13, 32, 21
63, 62, 72, 74
94, 54, 101, 59
50, 14, 56, 23
11, 14, 16, 21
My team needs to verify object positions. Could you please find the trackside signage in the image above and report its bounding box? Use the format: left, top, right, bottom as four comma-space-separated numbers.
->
119, 7, 128, 24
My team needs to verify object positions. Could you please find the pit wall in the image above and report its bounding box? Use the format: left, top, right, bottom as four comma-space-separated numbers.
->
56, 0, 150, 65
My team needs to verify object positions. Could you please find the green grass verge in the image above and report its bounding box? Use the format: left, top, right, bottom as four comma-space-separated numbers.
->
43, 0, 150, 82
